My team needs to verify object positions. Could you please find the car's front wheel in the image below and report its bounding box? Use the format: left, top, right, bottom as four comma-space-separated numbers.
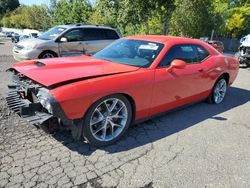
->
207, 77, 227, 104
39, 51, 57, 59
82, 94, 133, 147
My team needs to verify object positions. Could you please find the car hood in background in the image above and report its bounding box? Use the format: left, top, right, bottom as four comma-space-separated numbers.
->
16, 37, 49, 47
13, 56, 140, 87
242, 38, 250, 47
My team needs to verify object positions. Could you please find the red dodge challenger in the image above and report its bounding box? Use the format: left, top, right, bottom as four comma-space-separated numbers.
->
7, 36, 239, 146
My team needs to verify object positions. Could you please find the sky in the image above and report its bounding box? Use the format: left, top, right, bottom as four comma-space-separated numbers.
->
20, 0, 51, 6
19, 0, 95, 6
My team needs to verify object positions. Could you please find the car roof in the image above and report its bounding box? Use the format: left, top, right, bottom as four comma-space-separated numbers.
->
56, 24, 117, 30
124, 35, 203, 44
125, 35, 220, 56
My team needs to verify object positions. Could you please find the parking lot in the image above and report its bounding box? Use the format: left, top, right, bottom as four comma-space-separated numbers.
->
0, 40, 250, 188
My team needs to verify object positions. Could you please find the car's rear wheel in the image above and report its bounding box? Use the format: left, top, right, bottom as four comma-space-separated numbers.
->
82, 94, 132, 147
207, 77, 227, 104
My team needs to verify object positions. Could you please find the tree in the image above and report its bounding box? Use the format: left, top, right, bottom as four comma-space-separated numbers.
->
88, 0, 119, 27
169, 0, 214, 38
226, 5, 250, 38
0, 0, 19, 16
24, 5, 52, 30
210, 0, 230, 37
0, 5, 51, 30
89, 0, 175, 36
117, 0, 155, 35
154, 0, 175, 35
1, 6, 26, 28
52, 0, 92, 25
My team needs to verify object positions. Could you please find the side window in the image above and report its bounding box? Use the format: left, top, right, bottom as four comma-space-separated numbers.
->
82, 28, 106, 41
160, 46, 178, 66
178, 46, 197, 63
160, 45, 198, 67
63, 29, 82, 42
195, 45, 210, 62
105, 29, 120, 40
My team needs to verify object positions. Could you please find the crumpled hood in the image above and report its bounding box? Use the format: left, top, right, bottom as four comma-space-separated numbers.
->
13, 56, 140, 87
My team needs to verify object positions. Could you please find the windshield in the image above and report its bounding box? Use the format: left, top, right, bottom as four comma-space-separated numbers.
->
38, 27, 66, 40
93, 39, 164, 67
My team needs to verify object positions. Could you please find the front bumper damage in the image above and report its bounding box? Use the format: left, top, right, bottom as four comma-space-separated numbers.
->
6, 86, 53, 125
5, 69, 74, 126
239, 46, 250, 65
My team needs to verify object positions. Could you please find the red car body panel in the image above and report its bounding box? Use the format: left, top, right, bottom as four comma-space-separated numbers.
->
12, 36, 239, 122
13, 56, 140, 87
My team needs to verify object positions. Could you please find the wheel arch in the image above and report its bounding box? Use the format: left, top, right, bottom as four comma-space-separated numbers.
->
207, 72, 230, 104
83, 92, 137, 123
119, 93, 136, 123
38, 50, 58, 58
219, 72, 230, 86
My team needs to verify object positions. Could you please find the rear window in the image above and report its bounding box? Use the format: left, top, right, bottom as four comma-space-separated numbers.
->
105, 29, 120, 39
82, 28, 119, 41
195, 45, 210, 61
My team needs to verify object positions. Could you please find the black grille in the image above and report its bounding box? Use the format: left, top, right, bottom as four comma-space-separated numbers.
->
6, 89, 52, 124
6, 90, 27, 114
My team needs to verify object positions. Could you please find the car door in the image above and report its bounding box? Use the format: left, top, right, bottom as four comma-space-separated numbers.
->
58, 29, 85, 57
81, 28, 119, 54
150, 44, 208, 116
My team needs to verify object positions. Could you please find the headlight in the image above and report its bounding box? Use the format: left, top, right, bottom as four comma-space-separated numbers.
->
37, 90, 53, 114
23, 45, 35, 51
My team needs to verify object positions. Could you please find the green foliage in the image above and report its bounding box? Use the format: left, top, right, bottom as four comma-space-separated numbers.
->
52, 0, 92, 25
117, 0, 155, 34
226, 5, 250, 38
89, 0, 175, 36
88, 0, 119, 27
169, 0, 214, 38
0, 0, 19, 16
0, 5, 51, 30
154, 0, 175, 34
210, 0, 250, 38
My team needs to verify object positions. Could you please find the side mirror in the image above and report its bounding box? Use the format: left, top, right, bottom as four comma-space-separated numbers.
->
169, 59, 186, 70
60, 37, 68, 42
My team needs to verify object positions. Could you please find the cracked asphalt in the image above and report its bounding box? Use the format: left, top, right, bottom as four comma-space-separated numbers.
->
0, 41, 250, 188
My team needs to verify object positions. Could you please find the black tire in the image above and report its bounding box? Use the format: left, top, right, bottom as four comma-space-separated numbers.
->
39, 51, 57, 59
207, 77, 227, 104
82, 94, 133, 147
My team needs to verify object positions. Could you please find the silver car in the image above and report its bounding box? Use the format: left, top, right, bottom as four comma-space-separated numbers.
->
13, 24, 121, 61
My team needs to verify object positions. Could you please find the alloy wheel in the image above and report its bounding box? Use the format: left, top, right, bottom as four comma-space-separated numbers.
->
89, 98, 128, 142
213, 79, 227, 104
42, 53, 54, 58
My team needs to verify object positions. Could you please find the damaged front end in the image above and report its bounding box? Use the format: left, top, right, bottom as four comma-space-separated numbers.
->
238, 46, 250, 65
6, 69, 75, 130
236, 38, 250, 67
